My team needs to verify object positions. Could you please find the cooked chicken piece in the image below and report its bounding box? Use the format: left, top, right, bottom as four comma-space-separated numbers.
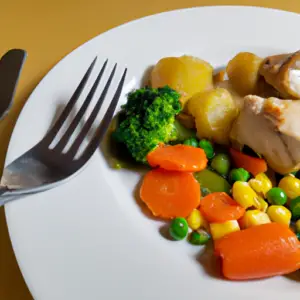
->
230, 95, 300, 174
259, 51, 300, 99
255, 76, 281, 98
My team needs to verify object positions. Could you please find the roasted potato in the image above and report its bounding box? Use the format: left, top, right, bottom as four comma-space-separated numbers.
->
215, 80, 244, 109
187, 88, 238, 145
176, 112, 195, 129
226, 52, 263, 96
151, 55, 213, 106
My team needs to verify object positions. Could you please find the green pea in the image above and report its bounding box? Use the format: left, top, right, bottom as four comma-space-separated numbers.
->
199, 139, 214, 159
169, 218, 189, 240
211, 153, 230, 176
229, 168, 250, 184
189, 230, 211, 245
183, 138, 198, 147
266, 187, 287, 205
290, 197, 300, 220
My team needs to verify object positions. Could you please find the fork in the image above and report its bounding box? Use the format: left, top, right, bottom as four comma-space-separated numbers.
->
0, 57, 127, 206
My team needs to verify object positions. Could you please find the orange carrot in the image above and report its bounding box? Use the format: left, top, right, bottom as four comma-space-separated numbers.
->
230, 148, 267, 176
199, 192, 245, 223
147, 144, 207, 172
214, 223, 300, 280
140, 168, 201, 218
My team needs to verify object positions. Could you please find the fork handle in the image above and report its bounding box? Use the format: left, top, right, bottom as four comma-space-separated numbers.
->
0, 186, 14, 206
0, 186, 26, 207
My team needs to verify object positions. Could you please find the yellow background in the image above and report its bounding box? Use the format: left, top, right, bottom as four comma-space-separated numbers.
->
0, 1, 299, 299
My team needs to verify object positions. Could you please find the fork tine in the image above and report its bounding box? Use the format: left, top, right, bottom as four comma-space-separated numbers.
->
54, 59, 108, 152
43, 57, 97, 145
78, 68, 127, 162
67, 63, 118, 158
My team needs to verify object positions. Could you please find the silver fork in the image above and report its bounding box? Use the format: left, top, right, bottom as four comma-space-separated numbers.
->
0, 57, 127, 206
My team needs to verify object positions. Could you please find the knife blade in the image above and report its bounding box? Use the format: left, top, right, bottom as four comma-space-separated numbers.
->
0, 49, 27, 120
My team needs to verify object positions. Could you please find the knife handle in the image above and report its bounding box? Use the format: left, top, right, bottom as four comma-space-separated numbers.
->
0, 49, 27, 120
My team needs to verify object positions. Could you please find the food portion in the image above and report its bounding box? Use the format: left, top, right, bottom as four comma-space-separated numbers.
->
113, 86, 182, 163
194, 169, 231, 195
226, 52, 263, 96
260, 51, 300, 99
112, 50, 300, 281
187, 88, 238, 144
140, 168, 200, 219
176, 112, 195, 129
230, 95, 300, 174
147, 144, 207, 172
151, 55, 213, 106
214, 223, 300, 280
199, 192, 245, 223
229, 148, 267, 176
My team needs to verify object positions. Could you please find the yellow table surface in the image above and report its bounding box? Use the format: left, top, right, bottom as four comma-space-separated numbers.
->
0, 0, 299, 299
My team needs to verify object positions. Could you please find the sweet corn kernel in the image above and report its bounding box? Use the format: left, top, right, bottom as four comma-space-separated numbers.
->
296, 219, 300, 233
249, 173, 272, 197
210, 220, 240, 240
187, 209, 207, 230
267, 205, 291, 226
253, 196, 268, 212
278, 175, 300, 199
232, 181, 257, 209
241, 210, 271, 229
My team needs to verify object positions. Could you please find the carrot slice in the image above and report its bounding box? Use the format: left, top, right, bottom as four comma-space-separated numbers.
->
147, 144, 207, 172
230, 148, 267, 176
214, 223, 300, 280
199, 192, 245, 223
140, 168, 201, 218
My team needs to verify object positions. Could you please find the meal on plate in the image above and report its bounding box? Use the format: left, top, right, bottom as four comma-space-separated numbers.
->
111, 52, 300, 280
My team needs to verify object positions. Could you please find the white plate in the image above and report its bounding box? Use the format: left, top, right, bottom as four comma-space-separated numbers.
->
5, 6, 300, 300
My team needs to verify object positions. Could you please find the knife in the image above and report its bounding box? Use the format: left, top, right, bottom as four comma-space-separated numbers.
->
0, 49, 27, 120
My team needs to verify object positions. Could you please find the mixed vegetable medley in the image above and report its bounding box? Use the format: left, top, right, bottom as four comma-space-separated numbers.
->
112, 53, 300, 280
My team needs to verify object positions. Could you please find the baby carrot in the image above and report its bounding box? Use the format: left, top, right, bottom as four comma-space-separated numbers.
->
147, 144, 207, 172
230, 148, 267, 176
214, 222, 300, 280
140, 168, 201, 219
199, 192, 245, 223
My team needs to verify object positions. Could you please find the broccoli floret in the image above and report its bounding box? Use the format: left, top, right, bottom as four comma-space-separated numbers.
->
113, 86, 182, 163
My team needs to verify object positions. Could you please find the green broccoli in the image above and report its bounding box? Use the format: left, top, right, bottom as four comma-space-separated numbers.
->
113, 86, 182, 163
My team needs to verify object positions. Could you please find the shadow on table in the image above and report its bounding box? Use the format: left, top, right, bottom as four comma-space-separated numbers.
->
0, 207, 33, 300
0, 67, 47, 300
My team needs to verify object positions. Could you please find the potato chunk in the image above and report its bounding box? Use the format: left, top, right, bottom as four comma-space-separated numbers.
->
151, 55, 213, 106
187, 88, 238, 144
176, 112, 195, 129
226, 52, 263, 96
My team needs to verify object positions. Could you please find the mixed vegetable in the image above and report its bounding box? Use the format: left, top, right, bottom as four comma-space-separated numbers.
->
112, 53, 300, 281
